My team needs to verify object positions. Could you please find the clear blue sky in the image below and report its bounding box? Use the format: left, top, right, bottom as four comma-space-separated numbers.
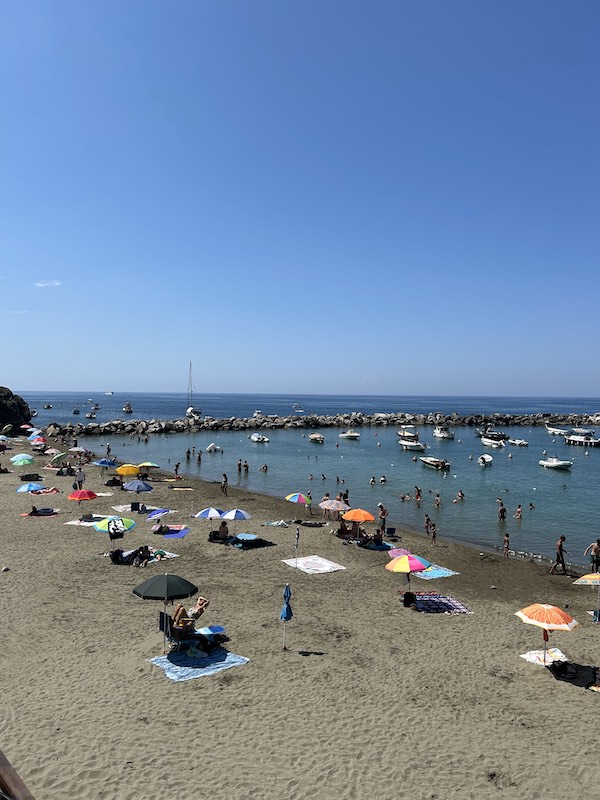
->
2, 1, 598, 396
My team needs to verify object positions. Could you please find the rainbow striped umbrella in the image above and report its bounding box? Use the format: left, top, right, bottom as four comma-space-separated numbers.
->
386, 553, 432, 589
285, 493, 308, 505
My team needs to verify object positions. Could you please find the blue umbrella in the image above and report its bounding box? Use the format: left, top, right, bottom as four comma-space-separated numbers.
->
222, 507, 251, 534
147, 508, 172, 521
17, 483, 45, 493
280, 583, 293, 650
93, 459, 117, 468
123, 480, 153, 493
193, 507, 224, 520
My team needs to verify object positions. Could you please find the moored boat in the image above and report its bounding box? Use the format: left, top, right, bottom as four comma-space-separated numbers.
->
564, 433, 600, 447
420, 456, 451, 470
481, 436, 506, 448
43, 403, 52, 409
433, 424, 454, 440
338, 430, 360, 440
122, 402, 133, 414
477, 454, 493, 466
250, 433, 269, 443
545, 423, 570, 436
508, 438, 529, 446
309, 433, 325, 444
539, 456, 573, 470
398, 438, 427, 451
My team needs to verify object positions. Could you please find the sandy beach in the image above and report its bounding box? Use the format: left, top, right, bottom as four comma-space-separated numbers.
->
2, 439, 600, 800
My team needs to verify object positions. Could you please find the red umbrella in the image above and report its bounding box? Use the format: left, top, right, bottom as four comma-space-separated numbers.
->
68, 489, 98, 505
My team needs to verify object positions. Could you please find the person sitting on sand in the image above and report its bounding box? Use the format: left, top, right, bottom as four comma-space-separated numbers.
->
337, 518, 352, 539
373, 528, 384, 546
209, 521, 230, 542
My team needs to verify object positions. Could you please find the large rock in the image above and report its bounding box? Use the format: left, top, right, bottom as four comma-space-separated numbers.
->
0, 387, 32, 430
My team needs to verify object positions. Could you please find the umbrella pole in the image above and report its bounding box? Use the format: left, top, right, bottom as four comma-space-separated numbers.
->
163, 600, 168, 654
283, 622, 287, 651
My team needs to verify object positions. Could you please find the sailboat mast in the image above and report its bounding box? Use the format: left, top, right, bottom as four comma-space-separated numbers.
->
188, 361, 193, 406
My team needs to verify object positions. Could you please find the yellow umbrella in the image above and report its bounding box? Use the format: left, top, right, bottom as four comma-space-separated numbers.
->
116, 464, 140, 476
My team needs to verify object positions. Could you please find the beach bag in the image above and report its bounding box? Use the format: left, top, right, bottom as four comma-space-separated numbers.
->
72, 481, 78, 490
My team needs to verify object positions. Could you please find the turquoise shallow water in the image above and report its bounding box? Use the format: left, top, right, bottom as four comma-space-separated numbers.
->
21, 391, 600, 566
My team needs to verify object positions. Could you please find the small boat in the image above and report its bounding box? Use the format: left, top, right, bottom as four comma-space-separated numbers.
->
477, 454, 493, 466
92, 403, 100, 410
507, 438, 529, 446
186, 406, 202, 419
338, 430, 360, 440
309, 433, 325, 444
545, 423, 570, 436
30, 409, 38, 417
250, 433, 269, 443
564, 433, 600, 447
433, 424, 454, 440
205, 443, 222, 453
539, 456, 573, 470
122, 402, 133, 414
105, 390, 114, 395
397, 425, 419, 442
420, 456, 451, 470
85, 412, 96, 419
252, 410, 263, 418
43, 403, 52, 409
398, 438, 427, 451
476, 428, 509, 441
481, 436, 505, 448
73, 409, 80, 415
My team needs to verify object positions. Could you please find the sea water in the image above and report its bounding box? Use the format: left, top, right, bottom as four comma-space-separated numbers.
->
20, 391, 600, 566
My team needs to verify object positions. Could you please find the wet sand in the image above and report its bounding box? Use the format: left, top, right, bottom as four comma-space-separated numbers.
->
1, 440, 599, 799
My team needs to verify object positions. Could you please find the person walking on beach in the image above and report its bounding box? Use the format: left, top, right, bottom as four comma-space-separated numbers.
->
306, 491, 313, 515
583, 539, 600, 573
221, 473, 228, 496
430, 523, 437, 546
503, 531, 510, 558
549, 535, 569, 575
75, 467, 85, 490
174, 462, 180, 477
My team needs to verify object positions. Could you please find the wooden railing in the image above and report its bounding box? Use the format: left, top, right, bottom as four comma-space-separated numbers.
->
0, 750, 35, 800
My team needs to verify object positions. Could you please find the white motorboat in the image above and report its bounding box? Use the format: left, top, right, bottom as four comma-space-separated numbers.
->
205, 442, 222, 453
481, 436, 505, 448
398, 438, 427, 451
476, 428, 508, 442
433, 425, 454, 440
252, 410, 263, 418
43, 403, 52, 409
420, 456, 451, 470
564, 433, 600, 447
105, 390, 114, 395
250, 433, 269, 443
122, 402, 133, 414
477, 454, 493, 466
85, 412, 96, 419
572, 427, 595, 436
539, 456, 573, 470
397, 425, 419, 442
339, 430, 360, 440
508, 438, 529, 446
309, 433, 325, 444
545, 423, 570, 436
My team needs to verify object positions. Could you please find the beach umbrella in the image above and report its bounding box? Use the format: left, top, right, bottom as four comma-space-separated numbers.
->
133, 573, 198, 653
93, 458, 117, 468
116, 464, 141, 476
123, 480, 153, 493
11, 456, 34, 466
515, 603, 579, 665
93, 516, 136, 533
319, 499, 351, 513
10, 453, 33, 462
280, 584, 293, 651
193, 507, 224, 520
44, 447, 62, 455
138, 461, 159, 469
48, 452, 68, 466
286, 493, 308, 505
573, 574, 600, 621
146, 508, 172, 521
222, 507, 251, 534
16, 483, 45, 493
69, 446, 91, 454
67, 489, 98, 504
27, 431, 42, 439
20, 424, 33, 430
342, 508, 375, 523
386, 553, 432, 590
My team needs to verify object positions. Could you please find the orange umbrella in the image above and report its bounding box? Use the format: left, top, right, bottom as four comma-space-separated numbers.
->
68, 489, 98, 505
342, 508, 375, 523
515, 603, 578, 664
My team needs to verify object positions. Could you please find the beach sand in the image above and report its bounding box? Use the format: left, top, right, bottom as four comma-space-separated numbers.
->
1, 440, 600, 799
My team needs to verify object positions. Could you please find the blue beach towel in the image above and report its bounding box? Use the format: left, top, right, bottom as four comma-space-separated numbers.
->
148, 648, 249, 682
162, 528, 190, 539
414, 565, 460, 580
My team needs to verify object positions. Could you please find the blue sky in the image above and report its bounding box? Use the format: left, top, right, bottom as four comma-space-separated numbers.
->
1, 1, 598, 396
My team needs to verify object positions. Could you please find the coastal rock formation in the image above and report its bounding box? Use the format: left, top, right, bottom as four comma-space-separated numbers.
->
0, 387, 32, 431
41, 409, 600, 440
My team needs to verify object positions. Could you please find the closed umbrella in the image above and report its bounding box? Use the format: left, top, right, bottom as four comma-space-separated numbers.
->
515, 603, 579, 665
280, 584, 293, 651
133, 573, 198, 653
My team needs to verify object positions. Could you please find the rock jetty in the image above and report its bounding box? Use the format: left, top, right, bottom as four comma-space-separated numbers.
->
42, 409, 600, 441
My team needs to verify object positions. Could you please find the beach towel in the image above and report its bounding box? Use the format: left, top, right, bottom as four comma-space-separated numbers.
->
117, 548, 178, 564
283, 555, 346, 574
170, 486, 193, 491
547, 660, 600, 689
412, 592, 472, 614
357, 541, 395, 551
520, 648, 567, 666
262, 520, 289, 527
414, 565, 460, 580
148, 649, 249, 682
388, 548, 411, 558
21, 509, 59, 517
162, 528, 190, 539
64, 519, 97, 526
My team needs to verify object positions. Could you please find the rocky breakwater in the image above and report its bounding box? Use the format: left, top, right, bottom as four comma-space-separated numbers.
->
42, 409, 600, 441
